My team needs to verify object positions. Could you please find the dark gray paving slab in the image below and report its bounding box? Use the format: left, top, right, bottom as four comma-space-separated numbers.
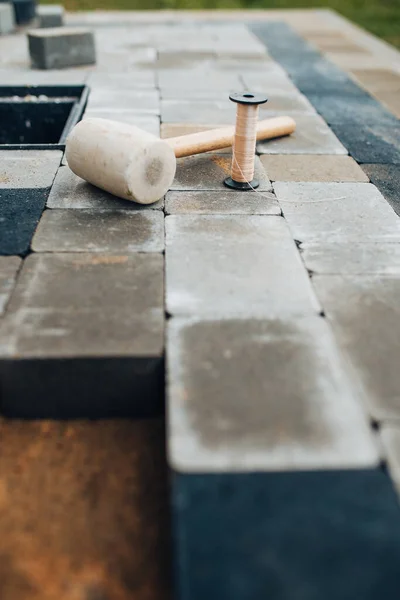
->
165, 190, 280, 215
0, 257, 21, 315
0, 253, 164, 418
257, 115, 347, 155
47, 166, 163, 210
165, 215, 320, 318
171, 155, 271, 191
0, 151, 62, 189
301, 243, 400, 275
381, 427, 400, 495
172, 469, 400, 600
168, 316, 377, 472
313, 275, 400, 422
329, 123, 400, 165
362, 164, 400, 216
307, 93, 397, 126
32, 209, 164, 253
0, 188, 49, 256
274, 183, 400, 243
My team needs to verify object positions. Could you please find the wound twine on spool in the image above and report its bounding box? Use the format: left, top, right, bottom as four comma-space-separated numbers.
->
224, 92, 268, 191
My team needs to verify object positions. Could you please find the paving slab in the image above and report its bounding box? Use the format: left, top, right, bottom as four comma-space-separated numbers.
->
87, 70, 156, 89
0, 253, 164, 417
37, 4, 64, 28
0, 188, 50, 256
83, 111, 160, 137
165, 215, 320, 318
241, 65, 299, 92
161, 100, 236, 124
0, 257, 20, 315
307, 92, 397, 127
172, 469, 400, 600
32, 209, 164, 253
165, 190, 280, 215
313, 275, 400, 422
257, 115, 347, 155
329, 123, 400, 165
0, 3, 15, 34
28, 27, 96, 70
47, 166, 164, 210
374, 91, 400, 119
168, 316, 377, 472
0, 417, 170, 600
0, 151, 62, 189
274, 182, 400, 243
258, 91, 316, 115
157, 68, 242, 90
171, 155, 271, 191
350, 69, 400, 93
86, 89, 160, 114
362, 164, 400, 216
261, 155, 369, 182
301, 243, 400, 275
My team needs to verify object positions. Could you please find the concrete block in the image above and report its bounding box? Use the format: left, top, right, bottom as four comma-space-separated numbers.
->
47, 166, 164, 210
172, 469, 400, 600
86, 89, 159, 114
0, 256, 21, 315
362, 164, 400, 216
301, 243, 400, 275
329, 123, 400, 165
28, 27, 96, 70
0, 418, 170, 599
307, 93, 397, 127
313, 275, 400, 422
165, 215, 320, 318
0, 150, 62, 189
171, 155, 272, 192
257, 115, 347, 155
0, 253, 164, 417
37, 4, 64, 28
0, 3, 15, 34
165, 190, 280, 215
273, 182, 400, 243
168, 316, 377, 472
32, 209, 164, 253
261, 155, 369, 183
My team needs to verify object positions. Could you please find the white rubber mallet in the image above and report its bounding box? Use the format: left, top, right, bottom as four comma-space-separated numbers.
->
66, 115, 295, 205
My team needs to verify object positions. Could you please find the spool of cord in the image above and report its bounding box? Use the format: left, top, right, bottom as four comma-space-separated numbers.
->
224, 92, 268, 191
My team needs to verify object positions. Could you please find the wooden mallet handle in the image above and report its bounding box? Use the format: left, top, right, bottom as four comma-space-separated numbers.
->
165, 116, 296, 158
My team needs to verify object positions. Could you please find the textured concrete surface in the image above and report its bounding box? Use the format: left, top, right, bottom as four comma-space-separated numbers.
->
168, 316, 377, 471
0, 152, 62, 189
261, 155, 369, 182
301, 243, 400, 275
165, 190, 280, 215
166, 215, 320, 317
32, 209, 165, 253
0, 257, 20, 315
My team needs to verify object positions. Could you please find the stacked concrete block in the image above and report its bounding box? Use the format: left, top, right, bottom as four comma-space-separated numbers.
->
28, 27, 96, 69
37, 4, 64, 28
0, 2, 15, 34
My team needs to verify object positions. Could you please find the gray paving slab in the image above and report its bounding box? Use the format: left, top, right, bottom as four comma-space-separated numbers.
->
157, 68, 242, 91
1, 253, 164, 358
165, 215, 320, 318
241, 66, 299, 92
258, 91, 316, 115
86, 89, 160, 114
313, 275, 400, 422
261, 155, 369, 182
37, 5, 64, 28
47, 166, 164, 210
171, 155, 272, 191
165, 190, 280, 215
82, 111, 160, 137
0, 67, 90, 84
0, 257, 21, 316
167, 315, 378, 472
161, 100, 236, 125
0, 3, 15, 34
257, 114, 347, 155
274, 182, 400, 243
28, 27, 96, 70
0, 151, 62, 189
301, 243, 400, 275
32, 209, 164, 253
86, 70, 156, 89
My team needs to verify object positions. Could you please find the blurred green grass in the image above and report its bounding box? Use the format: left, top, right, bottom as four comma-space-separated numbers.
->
46, 0, 400, 49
